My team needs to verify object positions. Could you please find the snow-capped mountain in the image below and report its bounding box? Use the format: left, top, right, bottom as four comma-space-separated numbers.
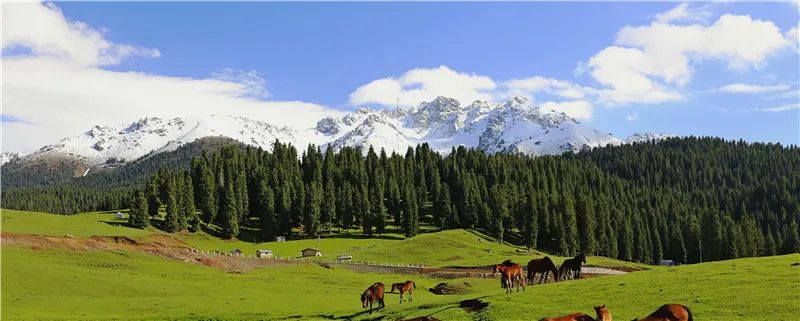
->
11, 96, 671, 172
625, 132, 676, 144
0, 152, 22, 166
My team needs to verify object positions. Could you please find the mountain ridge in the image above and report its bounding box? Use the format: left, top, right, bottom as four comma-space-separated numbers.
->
6, 96, 673, 173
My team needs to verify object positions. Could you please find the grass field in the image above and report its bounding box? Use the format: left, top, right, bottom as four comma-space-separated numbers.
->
0, 209, 645, 269
3, 209, 799, 320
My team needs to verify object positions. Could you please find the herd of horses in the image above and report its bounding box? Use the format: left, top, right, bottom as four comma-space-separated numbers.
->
359, 254, 693, 321
493, 254, 587, 294
360, 280, 416, 314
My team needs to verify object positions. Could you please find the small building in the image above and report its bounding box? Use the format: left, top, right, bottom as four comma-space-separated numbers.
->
255, 250, 273, 258
276, 236, 287, 242
113, 212, 125, 219
659, 260, 675, 267
301, 248, 322, 257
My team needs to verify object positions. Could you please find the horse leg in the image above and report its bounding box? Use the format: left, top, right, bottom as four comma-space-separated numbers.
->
409, 290, 413, 302
399, 292, 403, 304
369, 301, 373, 314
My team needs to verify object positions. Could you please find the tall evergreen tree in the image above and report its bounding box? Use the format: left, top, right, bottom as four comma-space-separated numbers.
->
164, 174, 180, 233
128, 189, 150, 228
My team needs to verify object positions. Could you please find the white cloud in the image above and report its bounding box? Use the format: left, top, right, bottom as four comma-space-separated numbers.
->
503, 76, 597, 100
715, 83, 791, 94
2, 2, 160, 66
348, 66, 497, 107
653, 3, 711, 24
540, 100, 593, 120
211, 69, 270, 99
584, 4, 794, 105
1, 2, 343, 154
756, 103, 800, 112
626, 113, 639, 121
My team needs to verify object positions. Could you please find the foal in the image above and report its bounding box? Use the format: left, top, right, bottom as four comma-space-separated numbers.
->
390, 280, 416, 303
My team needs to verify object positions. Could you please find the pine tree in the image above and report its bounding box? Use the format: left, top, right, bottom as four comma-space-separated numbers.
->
489, 185, 508, 243
128, 189, 150, 228
765, 229, 777, 256
181, 172, 198, 232
782, 220, 800, 254
402, 180, 418, 237
576, 192, 596, 255
560, 193, 579, 255
303, 183, 322, 238
146, 176, 161, 219
258, 180, 276, 241
221, 177, 240, 238
199, 162, 217, 225
164, 174, 181, 233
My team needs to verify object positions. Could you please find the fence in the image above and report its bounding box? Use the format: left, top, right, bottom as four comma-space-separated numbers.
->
184, 248, 425, 268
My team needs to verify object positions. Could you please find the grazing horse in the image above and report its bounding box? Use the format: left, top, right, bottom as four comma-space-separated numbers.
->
527, 256, 560, 284
493, 263, 526, 294
539, 305, 611, 321
559, 253, 587, 281
360, 282, 385, 314
390, 280, 416, 303
631, 304, 692, 321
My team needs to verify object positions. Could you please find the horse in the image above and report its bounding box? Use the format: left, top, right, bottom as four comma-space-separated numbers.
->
360, 282, 385, 314
595, 305, 612, 321
527, 256, 560, 284
493, 263, 526, 294
559, 253, 587, 281
390, 280, 416, 303
539, 305, 611, 321
631, 304, 692, 321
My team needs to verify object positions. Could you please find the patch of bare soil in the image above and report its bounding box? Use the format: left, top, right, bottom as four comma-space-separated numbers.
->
1, 232, 293, 273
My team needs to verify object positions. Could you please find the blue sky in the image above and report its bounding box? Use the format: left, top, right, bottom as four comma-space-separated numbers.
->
2, 2, 799, 153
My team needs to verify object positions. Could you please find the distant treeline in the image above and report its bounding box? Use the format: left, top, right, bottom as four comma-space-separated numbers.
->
5, 137, 800, 263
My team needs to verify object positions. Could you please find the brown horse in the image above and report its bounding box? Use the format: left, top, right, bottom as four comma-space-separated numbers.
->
539, 305, 611, 321
390, 280, 416, 303
527, 256, 560, 284
493, 263, 526, 294
631, 304, 692, 321
559, 253, 587, 281
595, 305, 612, 321
360, 282, 385, 314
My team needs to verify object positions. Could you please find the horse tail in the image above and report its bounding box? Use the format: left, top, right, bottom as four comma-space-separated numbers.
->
413, 282, 416, 289
685, 305, 693, 321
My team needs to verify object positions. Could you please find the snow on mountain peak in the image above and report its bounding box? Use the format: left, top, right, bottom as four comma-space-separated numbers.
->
12, 96, 676, 172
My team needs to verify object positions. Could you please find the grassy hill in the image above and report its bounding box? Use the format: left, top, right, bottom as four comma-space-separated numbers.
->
0, 209, 643, 269
3, 209, 799, 320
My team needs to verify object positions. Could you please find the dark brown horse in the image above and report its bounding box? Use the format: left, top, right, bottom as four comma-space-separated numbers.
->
527, 256, 559, 284
559, 253, 587, 281
390, 280, 416, 303
539, 305, 611, 321
493, 263, 526, 294
631, 304, 692, 321
360, 282, 385, 314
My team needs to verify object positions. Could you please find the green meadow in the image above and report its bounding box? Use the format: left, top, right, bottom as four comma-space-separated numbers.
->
2, 209, 799, 320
